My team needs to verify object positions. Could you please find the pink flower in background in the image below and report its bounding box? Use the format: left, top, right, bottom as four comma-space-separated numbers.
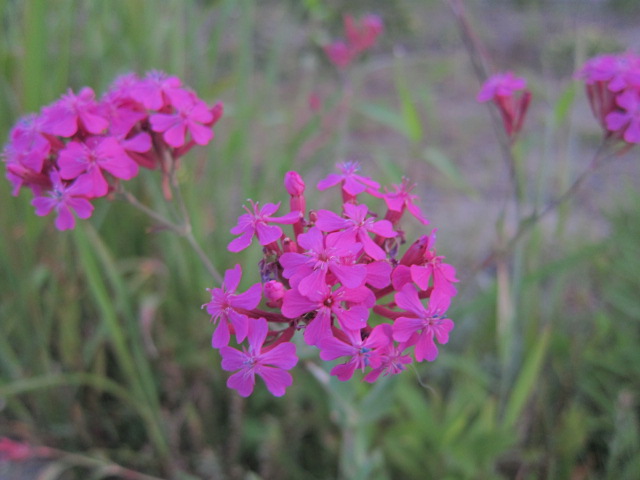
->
150, 94, 215, 147
204, 264, 262, 348
324, 41, 354, 69
324, 14, 383, 69
129, 70, 189, 110
228, 201, 301, 252
344, 14, 383, 54
576, 52, 640, 135
31, 171, 94, 231
3, 69, 223, 230
477, 72, 527, 102
605, 87, 640, 143
220, 318, 298, 397
393, 285, 454, 362
477, 71, 531, 138
58, 136, 139, 197
40, 87, 109, 137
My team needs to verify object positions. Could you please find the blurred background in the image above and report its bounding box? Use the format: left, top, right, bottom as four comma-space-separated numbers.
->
1, 0, 639, 478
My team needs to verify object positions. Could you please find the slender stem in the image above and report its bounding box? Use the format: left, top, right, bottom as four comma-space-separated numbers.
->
168, 151, 223, 284
469, 139, 616, 276
118, 163, 223, 285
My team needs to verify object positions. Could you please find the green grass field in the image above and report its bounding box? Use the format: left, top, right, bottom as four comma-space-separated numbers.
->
1, 1, 639, 479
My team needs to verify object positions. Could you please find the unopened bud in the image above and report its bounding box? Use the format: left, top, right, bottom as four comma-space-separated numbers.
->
284, 171, 305, 196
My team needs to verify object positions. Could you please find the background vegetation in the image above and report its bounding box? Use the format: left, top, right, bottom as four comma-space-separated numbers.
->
1, 0, 639, 479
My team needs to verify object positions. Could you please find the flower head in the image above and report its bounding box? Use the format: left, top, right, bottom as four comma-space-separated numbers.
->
220, 318, 298, 397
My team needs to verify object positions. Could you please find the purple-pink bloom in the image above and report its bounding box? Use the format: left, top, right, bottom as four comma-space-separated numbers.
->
363, 324, 413, 383
203, 264, 262, 348
370, 178, 429, 225
344, 14, 383, 54
282, 285, 374, 345
40, 87, 109, 137
392, 285, 454, 362
31, 171, 94, 230
57, 136, 139, 198
324, 41, 355, 69
149, 93, 215, 148
129, 70, 189, 110
605, 89, 640, 143
316, 203, 397, 260
6, 115, 51, 174
228, 200, 301, 252
279, 227, 366, 296
578, 52, 640, 92
477, 72, 527, 102
317, 161, 381, 198
220, 318, 298, 397
317, 324, 389, 381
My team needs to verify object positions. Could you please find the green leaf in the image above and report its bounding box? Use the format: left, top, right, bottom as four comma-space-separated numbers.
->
553, 82, 578, 126
421, 147, 477, 196
503, 324, 551, 428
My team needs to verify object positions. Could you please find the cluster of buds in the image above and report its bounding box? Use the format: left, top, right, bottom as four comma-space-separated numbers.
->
477, 71, 531, 140
204, 162, 458, 397
578, 51, 640, 144
324, 14, 384, 70
2, 71, 223, 230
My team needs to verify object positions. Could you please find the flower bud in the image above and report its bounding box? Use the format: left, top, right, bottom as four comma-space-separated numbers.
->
284, 171, 305, 196
264, 280, 285, 302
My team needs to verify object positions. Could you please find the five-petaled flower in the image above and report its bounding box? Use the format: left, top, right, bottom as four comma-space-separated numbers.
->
220, 318, 298, 397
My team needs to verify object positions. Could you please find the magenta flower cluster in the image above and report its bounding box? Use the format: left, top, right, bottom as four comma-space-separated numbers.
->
578, 51, 640, 144
203, 162, 458, 397
477, 71, 531, 139
2, 71, 223, 230
324, 14, 383, 69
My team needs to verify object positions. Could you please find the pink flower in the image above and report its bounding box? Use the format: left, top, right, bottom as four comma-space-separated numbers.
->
6, 115, 51, 173
578, 52, 640, 92
317, 161, 380, 201
129, 70, 189, 110
315, 203, 397, 260
279, 227, 366, 296
363, 324, 413, 383
150, 93, 215, 148
344, 14, 383, 54
392, 285, 454, 362
477, 72, 527, 102
370, 178, 429, 225
324, 14, 383, 69
324, 41, 355, 69
0, 437, 33, 461
284, 170, 305, 196
31, 171, 94, 230
392, 230, 458, 303
58, 136, 139, 198
317, 324, 389, 381
605, 89, 640, 143
228, 200, 301, 252
40, 87, 109, 137
203, 264, 262, 348
477, 72, 531, 138
220, 318, 298, 397
282, 285, 374, 345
